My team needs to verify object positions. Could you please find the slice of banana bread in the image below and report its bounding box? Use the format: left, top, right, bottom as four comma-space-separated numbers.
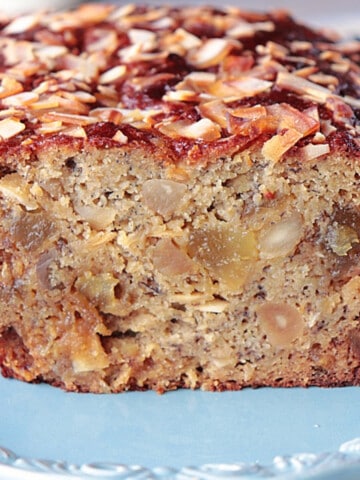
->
0, 3, 359, 393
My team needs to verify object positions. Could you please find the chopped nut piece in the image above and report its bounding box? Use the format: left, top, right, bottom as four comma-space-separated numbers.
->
258, 212, 304, 259
257, 303, 304, 347
0, 173, 38, 210
112, 130, 128, 143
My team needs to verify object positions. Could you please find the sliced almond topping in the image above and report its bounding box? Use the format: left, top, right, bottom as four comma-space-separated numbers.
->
0, 75, 23, 99
61, 54, 99, 82
276, 71, 333, 103
267, 103, 319, 136
2, 91, 39, 107
36, 121, 64, 135
90, 108, 124, 125
198, 100, 229, 129
181, 71, 217, 92
3, 40, 35, 66
171, 28, 202, 50
227, 20, 274, 38
0, 117, 25, 140
326, 96, 354, 124
99, 65, 127, 84
62, 126, 87, 139
158, 118, 221, 141
30, 95, 61, 111
231, 105, 268, 120
40, 112, 98, 126
3, 13, 41, 35
86, 29, 118, 54
262, 129, 303, 162
308, 72, 339, 87
228, 113, 278, 137
299, 143, 330, 161
128, 28, 157, 51
163, 89, 198, 103
207, 78, 272, 102
187, 38, 234, 69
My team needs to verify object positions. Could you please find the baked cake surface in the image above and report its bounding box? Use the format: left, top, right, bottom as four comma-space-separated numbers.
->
0, 3, 359, 393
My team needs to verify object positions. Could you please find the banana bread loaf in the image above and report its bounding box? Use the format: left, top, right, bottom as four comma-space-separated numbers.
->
0, 3, 359, 393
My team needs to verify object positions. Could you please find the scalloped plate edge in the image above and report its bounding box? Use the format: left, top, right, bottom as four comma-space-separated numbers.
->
0, 438, 359, 479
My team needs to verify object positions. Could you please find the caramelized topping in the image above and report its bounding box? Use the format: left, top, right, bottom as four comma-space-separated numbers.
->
0, 4, 358, 160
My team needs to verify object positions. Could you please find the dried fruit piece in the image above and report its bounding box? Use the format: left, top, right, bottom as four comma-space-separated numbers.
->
74, 204, 117, 230
188, 224, 258, 290
257, 302, 304, 346
75, 272, 127, 316
327, 224, 359, 256
153, 238, 195, 276
11, 211, 55, 251
142, 179, 187, 216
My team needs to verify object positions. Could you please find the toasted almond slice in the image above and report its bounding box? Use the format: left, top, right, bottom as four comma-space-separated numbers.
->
231, 105, 268, 119
3, 13, 41, 34
99, 65, 127, 84
62, 126, 87, 139
90, 107, 124, 124
267, 103, 319, 136
36, 121, 64, 135
163, 89, 198, 103
262, 129, 303, 162
188, 38, 234, 69
276, 71, 332, 103
227, 20, 274, 38
41, 112, 98, 125
0, 117, 25, 140
172, 27, 202, 50
128, 28, 157, 51
207, 78, 272, 102
299, 143, 330, 161
198, 100, 229, 129
228, 114, 278, 137
158, 118, 221, 141
2, 91, 39, 107
0, 76, 23, 99
30, 96, 61, 111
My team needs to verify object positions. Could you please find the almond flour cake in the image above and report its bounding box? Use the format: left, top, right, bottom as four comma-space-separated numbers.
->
0, 3, 359, 393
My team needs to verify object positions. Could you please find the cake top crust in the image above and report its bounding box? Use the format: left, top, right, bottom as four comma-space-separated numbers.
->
0, 3, 359, 162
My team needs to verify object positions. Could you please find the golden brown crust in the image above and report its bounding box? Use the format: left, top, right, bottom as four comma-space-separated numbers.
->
0, 3, 358, 162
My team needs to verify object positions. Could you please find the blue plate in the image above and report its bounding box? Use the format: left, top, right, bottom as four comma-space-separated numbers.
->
0, 375, 360, 478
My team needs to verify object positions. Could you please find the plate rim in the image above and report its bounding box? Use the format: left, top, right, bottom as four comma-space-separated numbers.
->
0, 438, 360, 479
